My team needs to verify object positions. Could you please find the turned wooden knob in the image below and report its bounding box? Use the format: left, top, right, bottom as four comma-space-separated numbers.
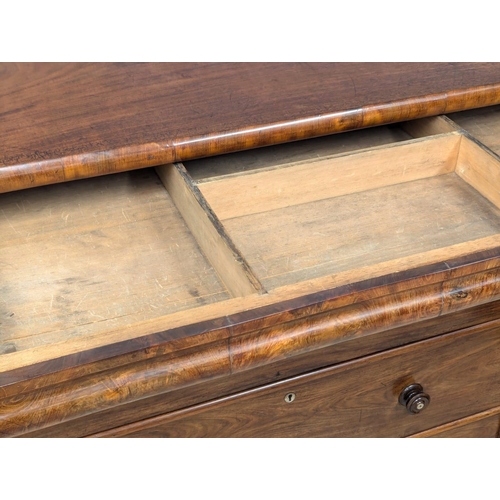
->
398, 384, 430, 414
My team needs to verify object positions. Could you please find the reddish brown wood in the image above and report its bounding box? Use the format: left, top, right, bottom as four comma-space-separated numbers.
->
3, 266, 500, 438
3, 246, 500, 400
409, 407, 500, 438
2, 63, 500, 193
90, 321, 500, 438
0, 341, 231, 438
3, 65, 500, 439
23, 300, 500, 438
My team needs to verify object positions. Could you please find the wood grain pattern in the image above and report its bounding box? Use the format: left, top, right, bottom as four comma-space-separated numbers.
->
0, 169, 230, 355
91, 321, 500, 437
196, 131, 500, 290
456, 134, 500, 209
409, 407, 500, 438
23, 299, 500, 437
186, 124, 413, 181
3, 266, 500, 437
2, 63, 500, 193
0, 247, 492, 388
229, 268, 500, 373
3, 66, 500, 439
0, 340, 231, 438
198, 134, 460, 219
222, 174, 500, 289
448, 105, 500, 156
3, 245, 500, 391
4, 131, 498, 358
155, 163, 263, 297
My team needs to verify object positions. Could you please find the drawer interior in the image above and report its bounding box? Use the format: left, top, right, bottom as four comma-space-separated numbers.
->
190, 129, 500, 290
447, 104, 500, 156
187, 124, 413, 180
3, 115, 500, 366
0, 170, 233, 354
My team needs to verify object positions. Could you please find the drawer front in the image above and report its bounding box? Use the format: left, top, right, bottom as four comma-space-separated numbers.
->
428, 416, 499, 438
95, 321, 500, 438
409, 407, 500, 438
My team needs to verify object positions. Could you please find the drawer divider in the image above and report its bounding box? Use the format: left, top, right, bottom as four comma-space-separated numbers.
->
156, 162, 265, 297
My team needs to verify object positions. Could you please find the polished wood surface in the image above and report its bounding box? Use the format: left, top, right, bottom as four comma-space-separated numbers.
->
409, 407, 500, 438
92, 321, 500, 437
4, 98, 500, 437
23, 300, 500, 437
2, 63, 500, 193
4, 119, 500, 358
2, 265, 500, 437
186, 124, 413, 180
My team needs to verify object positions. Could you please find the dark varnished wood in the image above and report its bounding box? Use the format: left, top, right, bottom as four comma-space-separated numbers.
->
3, 266, 500, 437
4, 86, 500, 438
409, 407, 500, 438
91, 321, 500, 438
2, 63, 500, 193
3, 245, 500, 395
23, 299, 500, 438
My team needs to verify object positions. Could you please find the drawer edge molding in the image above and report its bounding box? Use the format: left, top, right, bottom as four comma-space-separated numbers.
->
408, 406, 500, 438
2, 83, 500, 194
229, 268, 500, 371
90, 323, 500, 438
2, 268, 500, 437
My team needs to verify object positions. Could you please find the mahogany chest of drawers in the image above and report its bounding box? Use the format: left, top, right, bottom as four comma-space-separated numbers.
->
2, 63, 500, 437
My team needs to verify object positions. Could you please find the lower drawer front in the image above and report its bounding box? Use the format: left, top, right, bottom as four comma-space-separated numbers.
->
97, 321, 500, 438
409, 407, 500, 438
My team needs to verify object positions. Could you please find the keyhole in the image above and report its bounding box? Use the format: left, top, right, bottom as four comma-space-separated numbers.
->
284, 392, 296, 403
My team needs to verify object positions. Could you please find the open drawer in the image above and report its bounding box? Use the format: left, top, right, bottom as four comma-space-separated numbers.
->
2, 117, 500, 373
183, 118, 500, 292
0, 170, 237, 355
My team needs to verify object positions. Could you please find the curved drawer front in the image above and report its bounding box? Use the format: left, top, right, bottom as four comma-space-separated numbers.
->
96, 319, 500, 437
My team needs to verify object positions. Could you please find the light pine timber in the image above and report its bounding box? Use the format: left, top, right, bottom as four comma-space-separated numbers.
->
448, 105, 500, 157
5, 129, 500, 365
222, 173, 500, 289
155, 163, 264, 297
3, 233, 500, 369
456, 134, 500, 210
400, 115, 461, 138
3, 268, 500, 437
198, 134, 461, 220
187, 125, 412, 181
0, 170, 230, 354
4, 131, 500, 361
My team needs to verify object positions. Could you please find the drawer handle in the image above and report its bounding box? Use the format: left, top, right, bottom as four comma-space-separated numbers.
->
398, 384, 430, 415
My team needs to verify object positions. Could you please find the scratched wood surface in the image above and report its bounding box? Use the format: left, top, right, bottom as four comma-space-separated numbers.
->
4, 130, 500, 360
198, 132, 500, 290
4, 266, 500, 437
3, 67, 500, 437
2, 63, 500, 193
223, 174, 500, 289
0, 169, 229, 354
